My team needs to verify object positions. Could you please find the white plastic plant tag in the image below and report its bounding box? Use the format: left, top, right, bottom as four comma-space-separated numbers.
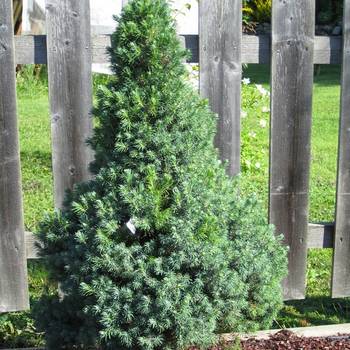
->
126, 218, 136, 235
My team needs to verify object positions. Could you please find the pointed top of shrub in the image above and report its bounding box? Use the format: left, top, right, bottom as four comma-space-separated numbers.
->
110, 0, 187, 80
88, 0, 214, 175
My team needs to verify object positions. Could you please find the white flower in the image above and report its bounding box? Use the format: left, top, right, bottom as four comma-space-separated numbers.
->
245, 159, 251, 167
248, 131, 257, 138
255, 162, 261, 169
262, 106, 270, 113
255, 84, 268, 96
241, 110, 248, 118
259, 119, 267, 128
242, 78, 251, 85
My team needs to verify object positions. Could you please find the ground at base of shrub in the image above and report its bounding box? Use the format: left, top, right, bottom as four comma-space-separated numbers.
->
2, 331, 350, 350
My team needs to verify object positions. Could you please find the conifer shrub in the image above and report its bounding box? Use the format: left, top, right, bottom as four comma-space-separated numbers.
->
35, 0, 287, 349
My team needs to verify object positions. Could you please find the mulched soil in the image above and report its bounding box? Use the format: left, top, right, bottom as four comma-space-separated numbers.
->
189, 330, 350, 350
241, 330, 350, 350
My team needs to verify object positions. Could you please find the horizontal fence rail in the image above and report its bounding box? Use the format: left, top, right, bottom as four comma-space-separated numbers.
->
25, 224, 337, 260
14, 34, 343, 65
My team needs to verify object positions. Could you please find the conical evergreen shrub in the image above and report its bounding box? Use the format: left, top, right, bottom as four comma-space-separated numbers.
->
35, 0, 287, 349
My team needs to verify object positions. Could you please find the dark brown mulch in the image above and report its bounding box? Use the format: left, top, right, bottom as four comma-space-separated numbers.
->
241, 330, 350, 350
189, 330, 350, 350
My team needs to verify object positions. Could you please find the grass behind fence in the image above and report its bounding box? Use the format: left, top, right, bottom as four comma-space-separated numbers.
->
0, 64, 348, 347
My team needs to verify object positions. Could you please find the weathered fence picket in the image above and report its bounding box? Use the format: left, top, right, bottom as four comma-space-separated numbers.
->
46, 0, 93, 208
199, 0, 242, 176
269, 0, 315, 300
332, 0, 350, 298
0, 0, 29, 312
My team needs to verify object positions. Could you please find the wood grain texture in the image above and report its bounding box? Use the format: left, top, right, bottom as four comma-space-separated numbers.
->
46, 0, 94, 208
269, 0, 315, 300
15, 35, 47, 64
0, 0, 29, 313
308, 223, 334, 249
332, 0, 350, 298
25, 232, 40, 259
199, 0, 242, 176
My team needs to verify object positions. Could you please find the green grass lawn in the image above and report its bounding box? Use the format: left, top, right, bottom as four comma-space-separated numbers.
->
18, 82, 53, 232
0, 64, 348, 347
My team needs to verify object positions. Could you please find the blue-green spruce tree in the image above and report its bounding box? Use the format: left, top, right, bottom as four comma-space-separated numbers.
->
35, 0, 287, 349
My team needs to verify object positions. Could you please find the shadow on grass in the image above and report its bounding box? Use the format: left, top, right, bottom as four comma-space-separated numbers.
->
20, 149, 52, 164
275, 297, 350, 329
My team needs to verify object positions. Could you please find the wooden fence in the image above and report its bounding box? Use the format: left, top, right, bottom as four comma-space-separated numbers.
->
1, 0, 350, 315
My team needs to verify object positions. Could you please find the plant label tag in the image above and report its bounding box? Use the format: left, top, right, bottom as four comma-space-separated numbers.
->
126, 218, 136, 235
